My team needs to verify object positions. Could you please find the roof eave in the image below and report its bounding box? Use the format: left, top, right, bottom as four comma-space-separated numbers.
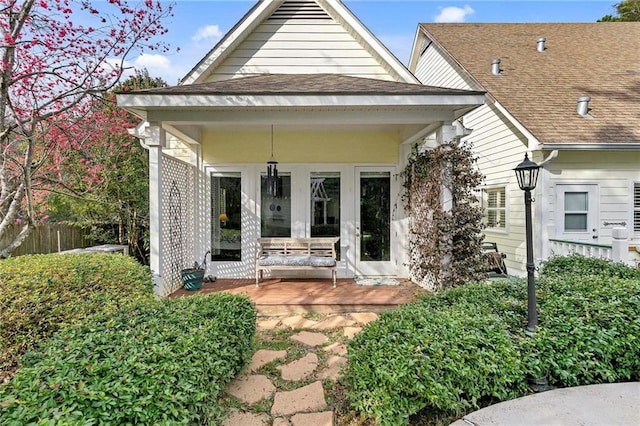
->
117, 93, 485, 110
540, 143, 640, 151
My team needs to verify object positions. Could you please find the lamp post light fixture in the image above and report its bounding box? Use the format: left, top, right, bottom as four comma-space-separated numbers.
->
514, 153, 541, 332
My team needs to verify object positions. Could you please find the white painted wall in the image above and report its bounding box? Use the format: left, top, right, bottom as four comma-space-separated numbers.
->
545, 151, 640, 246
414, 46, 473, 90
205, 20, 394, 82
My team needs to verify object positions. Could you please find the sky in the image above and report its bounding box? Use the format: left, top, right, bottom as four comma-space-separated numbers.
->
130, 1, 618, 84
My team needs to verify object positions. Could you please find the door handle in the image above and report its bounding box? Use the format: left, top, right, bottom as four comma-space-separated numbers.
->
356, 227, 361, 238
592, 235, 598, 239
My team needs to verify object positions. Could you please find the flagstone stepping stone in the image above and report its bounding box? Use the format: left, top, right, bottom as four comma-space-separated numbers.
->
291, 411, 335, 426
250, 349, 287, 372
350, 312, 379, 325
271, 381, 327, 416
291, 331, 329, 347
272, 417, 290, 426
343, 326, 362, 339
311, 315, 356, 330
281, 314, 318, 329
318, 355, 346, 381
225, 375, 275, 405
222, 410, 270, 426
257, 318, 281, 330
277, 353, 318, 381
323, 342, 347, 356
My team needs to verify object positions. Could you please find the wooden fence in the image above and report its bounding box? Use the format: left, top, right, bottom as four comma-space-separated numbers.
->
0, 223, 95, 256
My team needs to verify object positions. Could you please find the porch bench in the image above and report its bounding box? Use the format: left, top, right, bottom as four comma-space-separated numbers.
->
256, 237, 339, 287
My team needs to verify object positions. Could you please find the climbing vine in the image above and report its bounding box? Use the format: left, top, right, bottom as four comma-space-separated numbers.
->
401, 141, 485, 290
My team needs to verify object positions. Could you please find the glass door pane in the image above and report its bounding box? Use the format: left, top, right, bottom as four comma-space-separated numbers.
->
310, 172, 340, 259
261, 173, 291, 237
211, 173, 241, 261
360, 172, 390, 261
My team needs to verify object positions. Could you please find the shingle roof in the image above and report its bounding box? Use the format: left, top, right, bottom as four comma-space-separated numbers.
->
125, 73, 481, 96
420, 23, 640, 145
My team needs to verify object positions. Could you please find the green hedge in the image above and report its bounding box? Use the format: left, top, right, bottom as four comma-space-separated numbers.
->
345, 257, 640, 425
0, 293, 256, 425
540, 254, 640, 280
0, 253, 153, 378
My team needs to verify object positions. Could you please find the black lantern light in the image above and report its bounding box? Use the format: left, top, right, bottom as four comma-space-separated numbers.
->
514, 153, 541, 332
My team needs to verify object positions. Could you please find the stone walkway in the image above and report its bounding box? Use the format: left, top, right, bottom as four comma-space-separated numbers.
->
221, 312, 380, 426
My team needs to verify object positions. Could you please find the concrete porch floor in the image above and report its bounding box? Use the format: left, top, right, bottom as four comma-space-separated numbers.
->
170, 278, 424, 315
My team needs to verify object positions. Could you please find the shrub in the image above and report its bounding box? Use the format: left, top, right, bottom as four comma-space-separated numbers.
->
345, 259, 640, 425
540, 254, 640, 280
345, 283, 529, 425
0, 293, 256, 425
0, 253, 153, 379
522, 274, 640, 386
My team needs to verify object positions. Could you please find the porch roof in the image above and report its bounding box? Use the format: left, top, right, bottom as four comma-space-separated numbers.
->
124, 74, 481, 96
116, 74, 484, 143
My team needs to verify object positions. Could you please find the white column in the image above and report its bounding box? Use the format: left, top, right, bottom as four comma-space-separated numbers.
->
436, 124, 457, 212
145, 123, 166, 295
435, 124, 457, 280
611, 227, 630, 265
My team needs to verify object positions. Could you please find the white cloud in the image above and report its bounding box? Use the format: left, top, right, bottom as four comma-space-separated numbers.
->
191, 24, 223, 42
134, 53, 171, 71
435, 5, 474, 23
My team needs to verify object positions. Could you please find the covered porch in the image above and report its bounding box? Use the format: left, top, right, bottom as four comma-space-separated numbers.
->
170, 278, 424, 315
117, 74, 485, 296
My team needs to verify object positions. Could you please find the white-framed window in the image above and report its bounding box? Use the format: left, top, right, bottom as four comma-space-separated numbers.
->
634, 182, 640, 233
482, 186, 507, 230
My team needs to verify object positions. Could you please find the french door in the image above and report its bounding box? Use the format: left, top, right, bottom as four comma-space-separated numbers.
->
355, 167, 395, 276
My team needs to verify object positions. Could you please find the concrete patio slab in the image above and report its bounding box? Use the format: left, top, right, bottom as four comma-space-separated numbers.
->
450, 382, 640, 426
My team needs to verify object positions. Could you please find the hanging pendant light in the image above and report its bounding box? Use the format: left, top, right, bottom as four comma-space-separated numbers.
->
266, 125, 279, 198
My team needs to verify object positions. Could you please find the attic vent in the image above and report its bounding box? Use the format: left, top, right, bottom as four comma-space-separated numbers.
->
537, 37, 546, 52
491, 59, 501, 76
576, 96, 591, 117
269, 1, 331, 20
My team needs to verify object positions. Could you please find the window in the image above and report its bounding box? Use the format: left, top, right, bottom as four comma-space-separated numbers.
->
261, 173, 291, 237
563, 191, 589, 231
211, 173, 241, 261
311, 172, 340, 259
634, 183, 640, 233
483, 187, 506, 229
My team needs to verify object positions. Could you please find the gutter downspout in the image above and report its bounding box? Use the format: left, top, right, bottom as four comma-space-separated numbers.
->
536, 150, 559, 267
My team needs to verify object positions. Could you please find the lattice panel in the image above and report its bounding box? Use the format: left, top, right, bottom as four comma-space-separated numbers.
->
160, 154, 196, 294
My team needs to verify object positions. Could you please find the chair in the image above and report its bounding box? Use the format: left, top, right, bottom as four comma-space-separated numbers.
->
482, 242, 508, 277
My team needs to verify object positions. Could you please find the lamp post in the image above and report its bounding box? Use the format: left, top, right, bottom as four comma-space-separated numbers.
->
514, 153, 541, 332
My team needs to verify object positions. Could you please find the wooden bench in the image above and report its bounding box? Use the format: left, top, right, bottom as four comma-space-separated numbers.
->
256, 237, 339, 287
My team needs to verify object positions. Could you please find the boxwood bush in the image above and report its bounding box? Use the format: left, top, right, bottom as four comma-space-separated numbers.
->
0, 293, 256, 425
0, 253, 153, 379
540, 254, 640, 280
345, 257, 640, 425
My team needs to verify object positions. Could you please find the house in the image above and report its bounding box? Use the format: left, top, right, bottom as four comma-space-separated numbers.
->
116, 0, 485, 296
409, 23, 640, 275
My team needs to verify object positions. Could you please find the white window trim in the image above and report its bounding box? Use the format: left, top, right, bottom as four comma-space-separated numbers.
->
481, 184, 509, 234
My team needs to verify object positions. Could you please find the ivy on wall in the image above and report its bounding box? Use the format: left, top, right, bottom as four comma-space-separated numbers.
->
401, 141, 485, 290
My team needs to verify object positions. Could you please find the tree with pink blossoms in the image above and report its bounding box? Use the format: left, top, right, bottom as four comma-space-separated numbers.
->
0, 0, 172, 257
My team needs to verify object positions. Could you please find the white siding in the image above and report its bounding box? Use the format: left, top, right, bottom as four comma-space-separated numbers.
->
545, 151, 640, 245
413, 46, 473, 90
205, 21, 395, 82
413, 43, 533, 275
462, 103, 529, 275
